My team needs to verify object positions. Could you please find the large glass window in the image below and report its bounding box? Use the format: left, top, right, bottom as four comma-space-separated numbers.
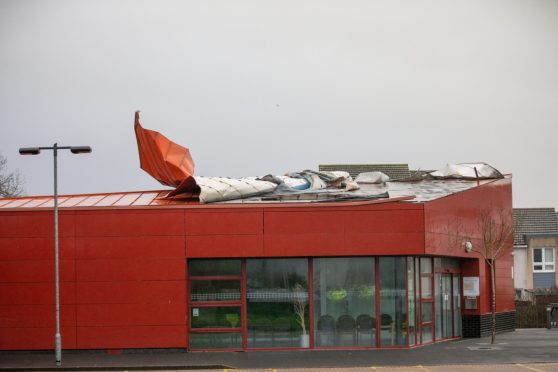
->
247, 259, 309, 348
379, 257, 407, 346
313, 257, 376, 347
533, 248, 555, 272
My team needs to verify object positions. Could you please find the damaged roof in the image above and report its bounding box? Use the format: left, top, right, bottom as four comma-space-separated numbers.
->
0, 112, 509, 209
0, 177, 507, 210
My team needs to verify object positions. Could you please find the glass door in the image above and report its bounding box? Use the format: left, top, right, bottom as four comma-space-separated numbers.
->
435, 273, 456, 339
453, 275, 461, 337
441, 274, 452, 338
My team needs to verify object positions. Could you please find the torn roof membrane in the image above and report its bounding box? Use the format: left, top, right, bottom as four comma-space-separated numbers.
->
133, 112, 504, 204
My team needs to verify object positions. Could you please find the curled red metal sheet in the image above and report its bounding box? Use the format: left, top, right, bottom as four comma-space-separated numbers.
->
134, 111, 195, 187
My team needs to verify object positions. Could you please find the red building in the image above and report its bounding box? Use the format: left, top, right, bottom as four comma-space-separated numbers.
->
0, 174, 514, 351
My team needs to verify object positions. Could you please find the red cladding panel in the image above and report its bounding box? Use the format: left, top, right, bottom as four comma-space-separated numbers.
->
77, 326, 187, 349
76, 258, 185, 281
0, 213, 75, 238
76, 281, 186, 304
0, 283, 76, 305
0, 260, 75, 282
77, 303, 185, 326
75, 211, 184, 237
344, 210, 423, 233
186, 235, 263, 258
0, 304, 76, 327
0, 326, 77, 350
0, 215, 18, 236
424, 178, 513, 257
344, 232, 424, 255
265, 211, 344, 235
76, 236, 185, 259
185, 211, 263, 235
264, 233, 344, 257
0, 237, 75, 260
263, 207, 424, 256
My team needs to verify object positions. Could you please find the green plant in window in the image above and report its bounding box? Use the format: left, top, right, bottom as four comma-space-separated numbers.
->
326, 288, 347, 301
357, 285, 374, 299
226, 313, 239, 327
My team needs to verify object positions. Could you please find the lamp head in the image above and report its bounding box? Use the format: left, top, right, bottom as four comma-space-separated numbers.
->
464, 241, 473, 253
70, 146, 92, 154
19, 147, 40, 155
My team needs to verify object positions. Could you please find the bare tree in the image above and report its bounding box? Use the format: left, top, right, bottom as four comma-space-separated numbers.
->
476, 206, 515, 344
446, 205, 516, 344
0, 153, 24, 197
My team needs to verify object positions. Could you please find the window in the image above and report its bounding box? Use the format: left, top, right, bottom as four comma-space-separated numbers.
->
247, 258, 309, 348
313, 257, 375, 347
379, 257, 407, 346
188, 259, 242, 350
533, 248, 555, 272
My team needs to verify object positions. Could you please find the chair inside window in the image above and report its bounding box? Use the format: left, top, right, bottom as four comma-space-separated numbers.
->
336, 314, 356, 346
380, 313, 395, 345
356, 314, 375, 345
272, 317, 292, 346
249, 318, 272, 347
316, 314, 335, 346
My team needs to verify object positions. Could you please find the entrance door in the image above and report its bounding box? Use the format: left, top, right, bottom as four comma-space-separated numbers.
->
441, 274, 452, 338
435, 273, 460, 339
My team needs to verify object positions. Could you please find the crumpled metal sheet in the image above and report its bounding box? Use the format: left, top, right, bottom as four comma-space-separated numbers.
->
193, 177, 277, 203
134, 111, 195, 187
428, 163, 503, 180
134, 114, 388, 203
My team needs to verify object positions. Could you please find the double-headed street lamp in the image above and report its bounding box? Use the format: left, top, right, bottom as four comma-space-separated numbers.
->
19, 144, 91, 366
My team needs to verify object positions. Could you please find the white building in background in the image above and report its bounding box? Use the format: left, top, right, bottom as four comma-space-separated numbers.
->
513, 208, 558, 291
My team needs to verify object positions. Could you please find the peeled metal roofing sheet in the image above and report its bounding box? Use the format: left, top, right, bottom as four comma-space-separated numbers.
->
134, 111, 194, 187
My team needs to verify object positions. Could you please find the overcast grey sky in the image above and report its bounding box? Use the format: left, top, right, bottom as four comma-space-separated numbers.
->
1, 0, 557, 207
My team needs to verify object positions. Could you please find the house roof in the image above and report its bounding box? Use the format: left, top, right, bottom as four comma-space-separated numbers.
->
513, 208, 558, 246
319, 164, 411, 180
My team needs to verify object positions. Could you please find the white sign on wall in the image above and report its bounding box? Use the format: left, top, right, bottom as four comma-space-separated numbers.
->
463, 277, 480, 296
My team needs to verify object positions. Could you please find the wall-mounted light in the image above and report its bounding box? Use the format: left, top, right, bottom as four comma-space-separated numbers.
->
464, 241, 473, 253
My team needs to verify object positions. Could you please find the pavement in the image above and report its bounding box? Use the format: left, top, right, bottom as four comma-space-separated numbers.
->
1, 329, 558, 371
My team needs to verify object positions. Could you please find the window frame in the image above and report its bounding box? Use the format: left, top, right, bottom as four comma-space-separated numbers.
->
533, 247, 555, 273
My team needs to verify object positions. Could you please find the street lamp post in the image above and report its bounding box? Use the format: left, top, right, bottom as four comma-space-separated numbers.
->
19, 144, 91, 366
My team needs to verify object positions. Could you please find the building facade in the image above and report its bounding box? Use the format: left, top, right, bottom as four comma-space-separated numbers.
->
0, 176, 514, 351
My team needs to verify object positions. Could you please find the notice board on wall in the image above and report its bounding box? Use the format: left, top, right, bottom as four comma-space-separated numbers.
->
463, 277, 480, 297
